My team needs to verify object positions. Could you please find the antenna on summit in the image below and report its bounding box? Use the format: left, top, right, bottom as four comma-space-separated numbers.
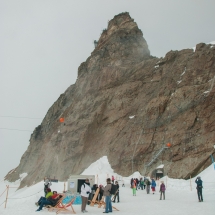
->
94, 40, 98, 48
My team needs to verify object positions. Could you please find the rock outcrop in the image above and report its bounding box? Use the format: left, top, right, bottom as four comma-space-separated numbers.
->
5, 12, 215, 187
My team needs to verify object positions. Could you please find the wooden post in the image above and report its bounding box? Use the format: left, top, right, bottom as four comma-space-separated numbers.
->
63, 182, 66, 193
190, 175, 192, 191
4, 185, 9, 209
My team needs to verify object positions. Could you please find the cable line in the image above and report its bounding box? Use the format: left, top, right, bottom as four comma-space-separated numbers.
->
0, 115, 42, 120
0, 128, 33, 132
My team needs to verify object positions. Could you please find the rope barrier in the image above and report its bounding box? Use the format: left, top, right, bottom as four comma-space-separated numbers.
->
7, 189, 43, 199
0, 188, 7, 198
0, 200, 5, 206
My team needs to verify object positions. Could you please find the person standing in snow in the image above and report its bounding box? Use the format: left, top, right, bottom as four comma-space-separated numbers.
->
81, 178, 92, 213
103, 178, 112, 213
98, 185, 104, 201
143, 177, 147, 189
139, 178, 144, 190
195, 176, 203, 202
151, 178, 156, 194
132, 179, 137, 196
130, 178, 134, 188
44, 177, 52, 196
111, 175, 115, 184
112, 181, 120, 202
91, 184, 99, 200
160, 181, 166, 200
135, 178, 139, 190
145, 179, 151, 194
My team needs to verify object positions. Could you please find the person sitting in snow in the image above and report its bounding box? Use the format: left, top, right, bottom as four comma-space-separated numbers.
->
195, 176, 203, 202
151, 178, 156, 194
36, 192, 63, 211
159, 181, 166, 200
35, 188, 53, 206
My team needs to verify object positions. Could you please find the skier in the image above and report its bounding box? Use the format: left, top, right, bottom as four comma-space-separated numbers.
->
151, 178, 156, 194
195, 176, 203, 202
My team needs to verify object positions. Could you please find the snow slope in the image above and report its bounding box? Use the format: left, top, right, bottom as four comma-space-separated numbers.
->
0, 156, 215, 214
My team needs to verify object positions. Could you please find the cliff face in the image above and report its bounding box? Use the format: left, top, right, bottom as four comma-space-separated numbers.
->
5, 12, 215, 187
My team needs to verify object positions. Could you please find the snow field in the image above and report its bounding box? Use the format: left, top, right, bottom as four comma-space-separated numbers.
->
0, 156, 214, 214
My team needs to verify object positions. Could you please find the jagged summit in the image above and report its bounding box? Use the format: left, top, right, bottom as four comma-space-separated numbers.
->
78, 12, 150, 79
96, 12, 149, 58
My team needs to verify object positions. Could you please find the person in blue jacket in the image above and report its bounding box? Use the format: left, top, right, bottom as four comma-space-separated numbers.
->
195, 176, 203, 202
151, 178, 156, 194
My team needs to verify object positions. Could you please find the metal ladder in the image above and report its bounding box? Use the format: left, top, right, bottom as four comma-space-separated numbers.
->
145, 146, 168, 167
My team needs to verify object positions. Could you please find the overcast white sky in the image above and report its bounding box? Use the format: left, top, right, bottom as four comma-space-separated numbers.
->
0, 0, 215, 179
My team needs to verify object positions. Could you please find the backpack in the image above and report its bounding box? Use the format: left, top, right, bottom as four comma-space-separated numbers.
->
109, 184, 117, 195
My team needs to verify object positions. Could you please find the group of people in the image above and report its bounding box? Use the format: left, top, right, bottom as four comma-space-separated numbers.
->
130, 176, 203, 202
130, 177, 165, 200
35, 177, 63, 211
35, 175, 203, 213
80, 178, 120, 213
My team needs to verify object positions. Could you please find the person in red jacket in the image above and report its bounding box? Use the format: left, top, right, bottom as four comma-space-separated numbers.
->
111, 175, 115, 183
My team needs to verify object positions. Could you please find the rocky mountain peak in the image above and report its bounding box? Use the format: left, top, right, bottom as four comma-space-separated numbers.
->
4, 13, 215, 189
89, 12, 150, 67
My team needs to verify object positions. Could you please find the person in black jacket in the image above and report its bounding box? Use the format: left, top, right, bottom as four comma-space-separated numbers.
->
91, 184, 99, 200
135, 178, 139, 190
98, 185, 104, 201
195, 176, 203, 202
112, 181, 119, 203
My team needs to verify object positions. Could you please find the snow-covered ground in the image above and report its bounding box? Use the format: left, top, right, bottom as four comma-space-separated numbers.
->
0, 156, 215, 214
